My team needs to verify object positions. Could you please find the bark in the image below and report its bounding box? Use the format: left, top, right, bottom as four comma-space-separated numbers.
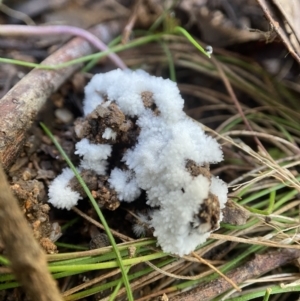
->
170, 248, 300, 301
0, 163, 63, 301
0, 21, 123, 170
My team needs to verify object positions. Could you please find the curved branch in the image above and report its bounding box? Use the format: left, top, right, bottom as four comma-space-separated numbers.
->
0, 25, 126, 69
0, 21, 124, 170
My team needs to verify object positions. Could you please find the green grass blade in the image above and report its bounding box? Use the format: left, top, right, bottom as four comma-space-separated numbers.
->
40, 122, 134, 301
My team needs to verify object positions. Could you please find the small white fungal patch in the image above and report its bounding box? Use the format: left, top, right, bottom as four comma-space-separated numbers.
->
48, 168, 82, 210
108, 168, 141, 202
102, 128, 117, 140
132, 212, 152, 237
75, 138, 112, 175
132, 223, 147, 237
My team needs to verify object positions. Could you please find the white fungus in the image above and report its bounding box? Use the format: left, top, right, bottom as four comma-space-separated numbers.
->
48, 168, 82, 210
132, 212, 152, 237
102, 128, 117, 140
108, 168, 141, 202
48, 69, 228, 256
75, 138, 111, 175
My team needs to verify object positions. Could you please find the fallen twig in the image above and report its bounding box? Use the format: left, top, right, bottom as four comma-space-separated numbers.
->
169, 248, 300, 301
0, 21, 124, 170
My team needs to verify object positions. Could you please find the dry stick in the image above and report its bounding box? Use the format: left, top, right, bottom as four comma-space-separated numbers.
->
0, 3, 35, 25
0, 21, 124, 170
0, 163, 63, 301
191, 252, 241, 292
122, 0, 142, 44
169, 248, 300, 301
256, 0, 300, 65
210, 233, 300, 250
62, 268, 121, 297
72, 206, 133, 242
